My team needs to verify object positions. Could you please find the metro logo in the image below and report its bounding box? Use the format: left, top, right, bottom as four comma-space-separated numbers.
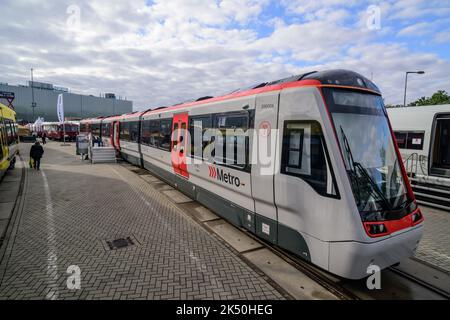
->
208, 165, 242, 187
208, 165, 217, 178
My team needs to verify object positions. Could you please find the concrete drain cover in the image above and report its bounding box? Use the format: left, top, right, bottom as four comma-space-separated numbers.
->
106, 237, 134, 250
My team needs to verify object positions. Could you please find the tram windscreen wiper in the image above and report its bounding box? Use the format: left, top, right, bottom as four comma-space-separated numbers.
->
386, 157, 410, 211
353, 162, 392, 211
339, 126, 362, 207
339, 126, 392, 212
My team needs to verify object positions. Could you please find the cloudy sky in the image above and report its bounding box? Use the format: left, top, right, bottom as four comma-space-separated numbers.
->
1, 0, 449, 110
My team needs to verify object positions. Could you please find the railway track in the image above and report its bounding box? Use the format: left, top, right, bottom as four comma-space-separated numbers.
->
250, 236, 361, 300
266, 236, 450, 300
264, 233, 449, 300
389, 265, 450, 300
207, 219, 450, 300
229, 219, 449, 300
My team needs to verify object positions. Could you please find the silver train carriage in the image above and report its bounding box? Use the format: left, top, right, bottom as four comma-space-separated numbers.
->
86, 70, 424, 279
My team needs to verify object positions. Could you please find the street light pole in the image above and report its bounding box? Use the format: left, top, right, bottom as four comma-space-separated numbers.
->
30, 68, 36, 120
403, 71, 425, 107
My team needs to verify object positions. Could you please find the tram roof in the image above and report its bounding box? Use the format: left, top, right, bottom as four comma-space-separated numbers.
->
80, 69, 380, 122
138, 69, 380, 117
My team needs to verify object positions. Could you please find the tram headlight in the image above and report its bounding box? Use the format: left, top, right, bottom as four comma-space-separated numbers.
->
412, 210, 423, 225
365, 223, 388, 236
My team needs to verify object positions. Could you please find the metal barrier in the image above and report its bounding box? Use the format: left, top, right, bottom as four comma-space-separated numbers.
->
403, 152, 428, 177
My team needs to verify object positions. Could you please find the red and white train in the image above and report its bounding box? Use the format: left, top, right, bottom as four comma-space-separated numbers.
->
42, 121, 79, 141
80, 70, 424, 279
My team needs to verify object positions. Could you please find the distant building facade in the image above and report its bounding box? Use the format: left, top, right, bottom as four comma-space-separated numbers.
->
0, 81, 132, 122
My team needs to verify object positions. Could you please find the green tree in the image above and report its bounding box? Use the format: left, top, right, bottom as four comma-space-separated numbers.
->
385, 104, 403, 108
409, 90, 450, 106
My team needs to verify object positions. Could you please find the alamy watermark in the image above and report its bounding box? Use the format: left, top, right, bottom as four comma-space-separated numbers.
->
66, 265, 81, 290
66, 4, 81, 31
366, 265, 381, 290
169, 124, 284, 176
366, 5, 381, 31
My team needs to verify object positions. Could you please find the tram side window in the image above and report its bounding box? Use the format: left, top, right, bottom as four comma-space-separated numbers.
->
160, 119, 172, 151
4, 120, 16, 145
281, 121, 338, 197
189, 115, 212, 160
13, 123, 18, 142
394, 131, 407, 149
9, 121, 16, 144
101, 123, 110, 137
120, 122, 130, 141
285, 128, 304, 169
142, 119, 172, 151
214, 112, 249, 169
91, 124, 101, 137
394, 131, 424, 150
149, 120, 160, 147
70, 125, 79, 133
406, 131, 425, 150
4, 120, 11, 144
82, 123, 90, 134
141, 120, 151, 146
0, 121, 5, 158
141, 119, 159, 147
129, 121, 140, 143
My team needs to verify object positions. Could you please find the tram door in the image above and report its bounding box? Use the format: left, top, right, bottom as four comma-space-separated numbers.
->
432, 115, 450, 174
113, 121, 120, 151
171, 113, 189, 178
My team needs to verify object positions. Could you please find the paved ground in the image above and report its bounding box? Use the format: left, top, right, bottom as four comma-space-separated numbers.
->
415, 205, 450, 273
0, 142, 284, 300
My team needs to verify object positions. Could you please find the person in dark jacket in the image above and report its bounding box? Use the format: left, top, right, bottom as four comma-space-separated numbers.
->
30, 141, 44, 170
42, 132, 47, 144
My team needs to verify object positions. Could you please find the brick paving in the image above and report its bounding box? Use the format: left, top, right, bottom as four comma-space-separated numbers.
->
0, 142, 284, 300
415, 205, 450, 273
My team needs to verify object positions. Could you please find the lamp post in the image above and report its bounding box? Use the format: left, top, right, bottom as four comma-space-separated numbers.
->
403, 71, 425, 107
30, 68, 37, 120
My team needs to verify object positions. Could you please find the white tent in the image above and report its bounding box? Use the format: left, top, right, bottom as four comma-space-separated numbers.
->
31, 117, 44, 133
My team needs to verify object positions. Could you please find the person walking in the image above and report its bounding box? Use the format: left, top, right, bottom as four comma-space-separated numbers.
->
30, 141, 44, 170
42, 131, 47, 144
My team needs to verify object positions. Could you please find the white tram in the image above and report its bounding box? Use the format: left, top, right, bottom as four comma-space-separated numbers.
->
388, 104, 450, 210
83, 70, 424, 279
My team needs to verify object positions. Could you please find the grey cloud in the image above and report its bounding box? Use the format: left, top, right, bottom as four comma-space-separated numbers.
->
0, 0, 449, 112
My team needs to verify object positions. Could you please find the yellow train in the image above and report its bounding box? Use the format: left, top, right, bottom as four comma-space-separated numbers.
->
0, 102, 19, 179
